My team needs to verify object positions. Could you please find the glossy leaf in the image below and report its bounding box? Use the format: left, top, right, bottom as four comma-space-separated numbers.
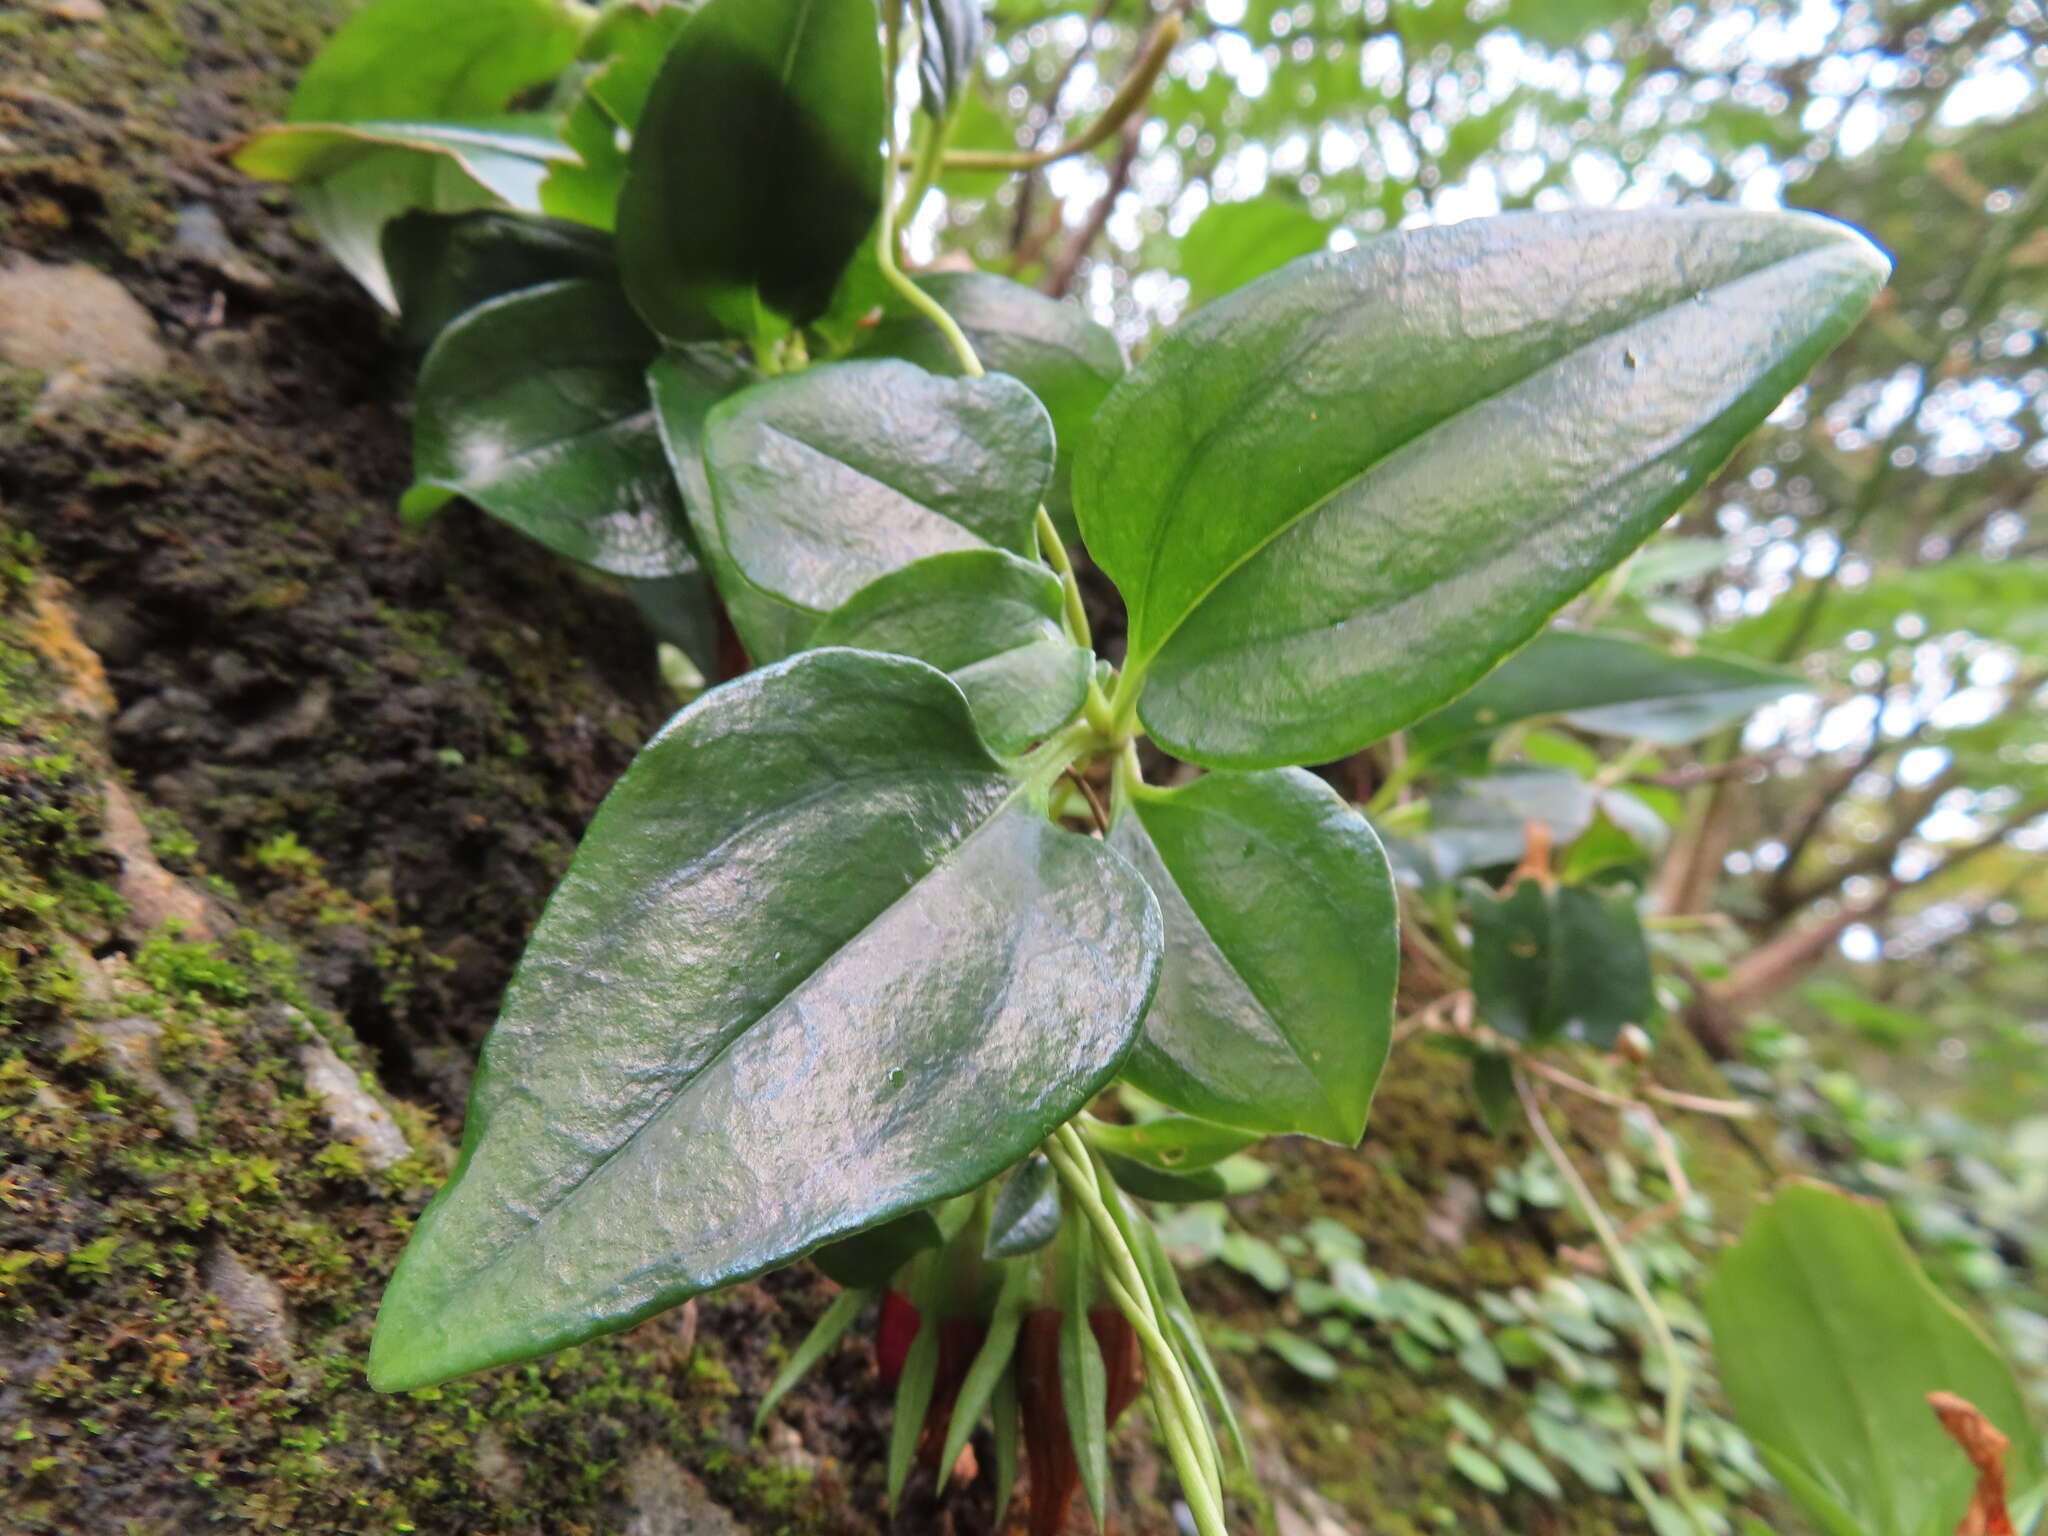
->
1108, 768, 1397, 1143
402, 281, 696, 579
645, 348, 805, 664
703, 359, 1053, 624
855, 271, 1124, 535
1705, 1181, 2044, 1536
1466, 879, 1653, 1048
919, 0, 986, 117
1177, 196, 1330, 309
813, 1210, 943, 1289
234, 120, 574, 308
617, 0, 885, 341
366, 650, 1161, 1391
1078, 207, 1888, 768
813, 550, 1091, 755
1412, 631, 1804, 752
381, 208, 614, 349
986, 1156, 1061, 1260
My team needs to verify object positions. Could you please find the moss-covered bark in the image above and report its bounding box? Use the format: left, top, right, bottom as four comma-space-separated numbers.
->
0, 5, 1792, 1534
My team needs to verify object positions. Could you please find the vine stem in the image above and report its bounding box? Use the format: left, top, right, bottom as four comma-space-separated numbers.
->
1513, 1067, 1709, 1536
1041, 1124, 1229, 1535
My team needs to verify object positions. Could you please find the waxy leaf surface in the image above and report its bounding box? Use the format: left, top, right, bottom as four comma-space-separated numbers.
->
856, 271, 1123, 533
813, 550, 1091, 755
1412, 631, 1803, 751
368, 650, 1161, 1390
402, 281, 694, 579
1705, 1181, 2044, 1536
617, 0, 884, 341
646, 348, 807, 665
381, 208, 614, 349
1109, 769, 1396, 1142
704, 359, 1053, 621
1078, 206, 1888, 768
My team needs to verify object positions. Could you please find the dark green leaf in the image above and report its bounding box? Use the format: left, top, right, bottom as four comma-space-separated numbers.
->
1466, 879, 1653, 1048
889, 1300, 940, 1508
646, 347, 806, 663
855, 271, 1124, 536
919, 0, 986, 117
366, 650, 1160, 1391
703, 359, 1053, 628
812, 550, 1091, 755
1108, 769, 1397, 1142
1412, 631, 1804, 752
579, 1, 696, 131
1099, 1150, 1227, 1202
753, 1286, 868, 1432
1059, 1220, 1110, 1528
1705, 1181, 2045, 1536
381, 208, 614, 349
401, 281, 696, 579
985, 1156, 1061, 1260
1499, 1440, 1564, 1499
1082, 1116, 1259, 1173
813, 1210, 944, 1289
1470, 1053, 1515, 1137
622, 571, 721, 680
1466, 879, 1553, 1045
1078, 207, 1888, 768
617, 0, 885, 341
1176, 196, 1329, 309
992, 1370, 1021, 1521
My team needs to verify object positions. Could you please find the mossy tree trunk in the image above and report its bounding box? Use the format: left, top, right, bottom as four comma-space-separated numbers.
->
0, 7, 1781, 1535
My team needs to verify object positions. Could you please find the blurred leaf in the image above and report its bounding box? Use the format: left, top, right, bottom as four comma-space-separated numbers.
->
1718, 562, 2048, 661
1176, 196, 1330, 309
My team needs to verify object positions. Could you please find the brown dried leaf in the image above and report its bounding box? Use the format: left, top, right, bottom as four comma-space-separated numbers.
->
1928, 1390, 2016, 1536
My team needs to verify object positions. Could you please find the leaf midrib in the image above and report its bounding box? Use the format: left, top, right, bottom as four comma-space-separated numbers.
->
1127, 242, 1839, 678
452, 774, 1030, 1297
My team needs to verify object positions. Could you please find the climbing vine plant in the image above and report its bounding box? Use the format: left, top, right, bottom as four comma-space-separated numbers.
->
238, 0, 1886, 1530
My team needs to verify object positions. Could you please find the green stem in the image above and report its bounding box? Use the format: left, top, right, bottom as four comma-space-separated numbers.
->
1035, 505, 1093, 651
1514, 1068, 1707, 1536
1042, 1126, 1228, 1535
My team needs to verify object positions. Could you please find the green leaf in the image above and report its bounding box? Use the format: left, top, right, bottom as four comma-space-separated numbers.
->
1108, 768, 1397, 1143
401, 281, 697, 579
1705, 1181, 2045, 1536
1081, 1116, 1259, 1173
1098, 1150, 1227, 1203
854, 271, 1125, 535
1078, 207, 1888, 768
1448, 1441, 1510, 1494
1412, 631, 1804, 753
617, 0, 885, 341
703, 359, 1053, 629
918, 0, 986, 117
380, 209, 615, 349
753, 1286, 868, 1432
1466, 879, 1653, 1048
646, 347, 807, 664
992, 1370, 1021, 1522
1428, 769, 1597, 878
812, 550, 1091, 756
1498, 1439, 1564, 1499
578, 0, 696, 132
985, 1156, 1061, 1260
1264, 1328, 1341, 1382
1059, 1218, 1110, 1528
889, 1300, 940, 1508
366, 650, 1161, 1391
1176, 196, 1330, 309
286, 0, 587, 126
1220, 1232, 1291, 1294
1471, 1052, 1515, 1137
937, 1260, 1030, 1489
234, 120, 575, 308
813, 1210, 943, 1289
